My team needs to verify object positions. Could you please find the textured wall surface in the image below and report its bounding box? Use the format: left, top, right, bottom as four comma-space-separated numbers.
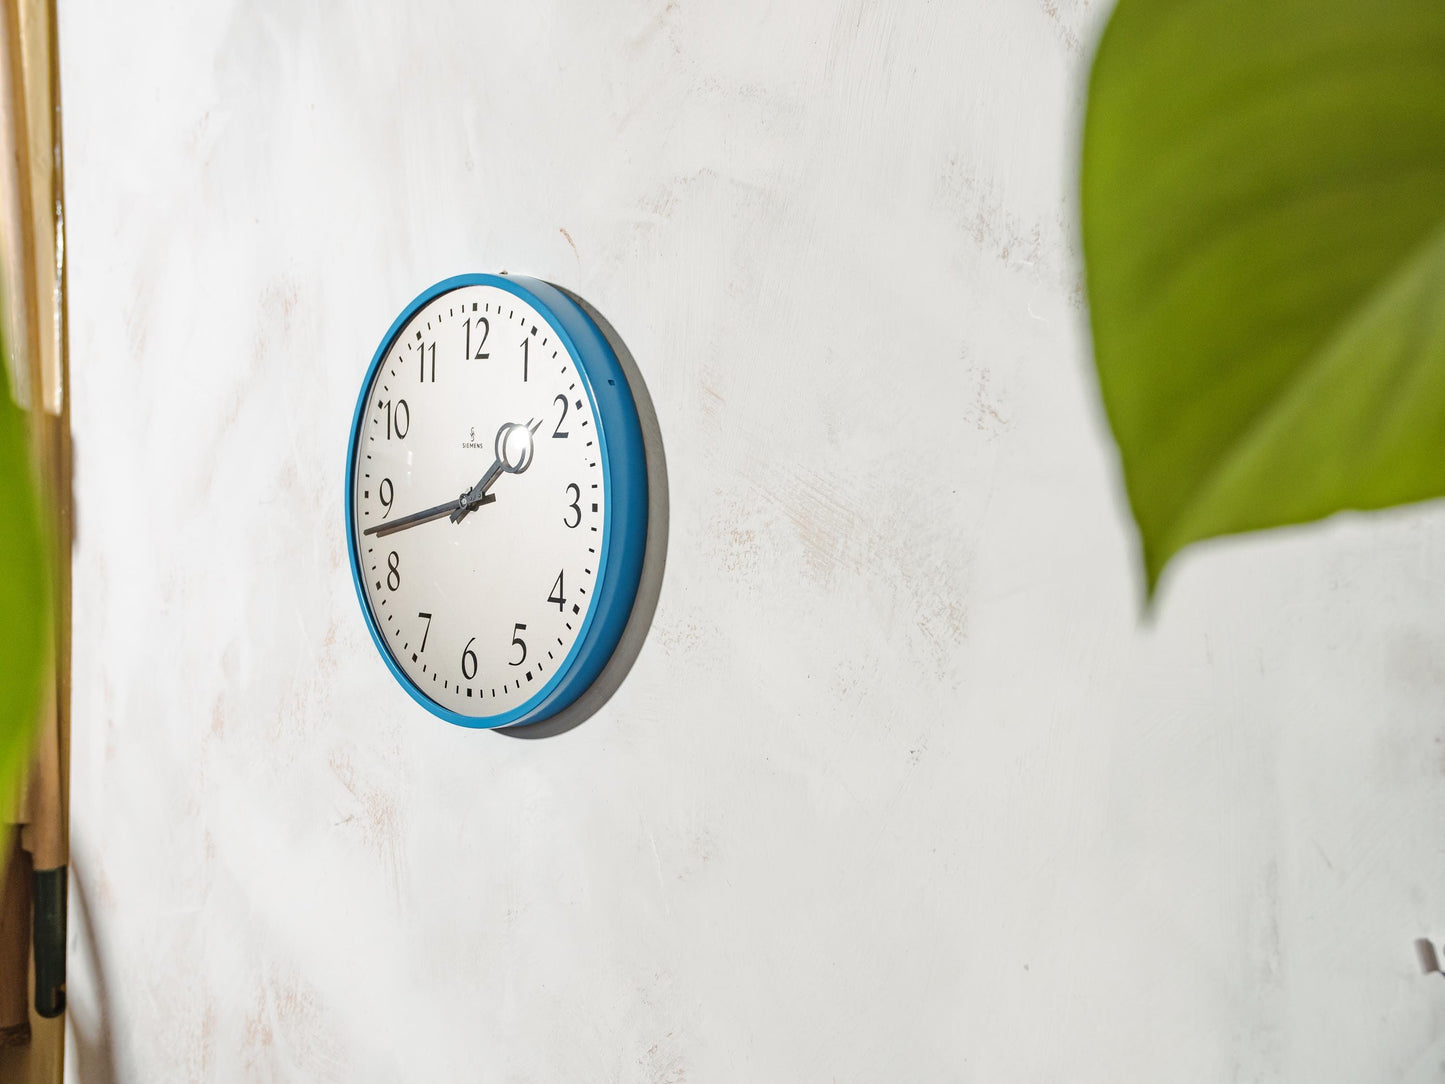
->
60, 1, 1445, 1080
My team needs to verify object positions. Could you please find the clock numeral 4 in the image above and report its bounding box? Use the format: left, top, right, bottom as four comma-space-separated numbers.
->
548, 570, 566, 611
386, 551, 401, 591
462, 637, 478, 680
464, 316, 490, 360
509, 623, 528, 667
564, 483, 581, 529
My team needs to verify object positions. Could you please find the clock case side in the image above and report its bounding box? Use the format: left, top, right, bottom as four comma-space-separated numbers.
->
344, 273, 648, 729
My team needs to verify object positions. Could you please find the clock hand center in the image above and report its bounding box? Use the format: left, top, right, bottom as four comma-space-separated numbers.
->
450, 418, 542, 525
363, 419, 540, 538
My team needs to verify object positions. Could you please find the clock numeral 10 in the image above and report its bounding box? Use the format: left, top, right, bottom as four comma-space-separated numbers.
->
464, 316, 490, 360
383, 399, 409, 439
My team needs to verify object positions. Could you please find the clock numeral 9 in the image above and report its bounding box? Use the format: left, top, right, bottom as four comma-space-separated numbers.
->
383, 398, 409, 439
464, 316, 490, 360
386, 551, 400, 591
564, 483, 581, 529
461, 637, 478, 680
548, 570, 566, 611
552, 394, 569, 439
379, 477, 393, 518
509, 623, 527, 667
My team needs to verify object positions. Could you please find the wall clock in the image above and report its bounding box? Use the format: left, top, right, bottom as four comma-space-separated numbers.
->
345, 273, 651, 729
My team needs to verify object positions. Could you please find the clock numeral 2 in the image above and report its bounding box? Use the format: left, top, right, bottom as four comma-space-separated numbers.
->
464, 317, 490, 360
548, 570, 566, 611
462, 637, 478, 680
552, 394, 569, 439
383, 399, 409, 440
386, 551, 400, 591
509, 623, 528, 667
564, 483, 582, 529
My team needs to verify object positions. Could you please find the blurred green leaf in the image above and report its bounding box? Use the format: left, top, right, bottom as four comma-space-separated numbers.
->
0, 388, 46, 813
1081, 0, 1445, 594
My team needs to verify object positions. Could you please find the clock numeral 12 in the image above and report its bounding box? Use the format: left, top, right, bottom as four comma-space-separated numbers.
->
464, 317, 490, 360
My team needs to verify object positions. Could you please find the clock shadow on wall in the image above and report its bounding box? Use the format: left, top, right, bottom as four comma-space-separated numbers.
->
502, 285, 668, 739
345, 274, 668, 739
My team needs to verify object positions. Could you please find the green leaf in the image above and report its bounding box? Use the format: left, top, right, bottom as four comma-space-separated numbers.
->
1081, 0, 1445, 594
0, 389, 46, 813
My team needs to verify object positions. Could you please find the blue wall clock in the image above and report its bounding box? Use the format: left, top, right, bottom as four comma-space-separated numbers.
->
345, 274, 650, 729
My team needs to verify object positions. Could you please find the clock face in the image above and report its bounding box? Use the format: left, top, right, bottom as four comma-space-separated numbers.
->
348, 281, 610, 725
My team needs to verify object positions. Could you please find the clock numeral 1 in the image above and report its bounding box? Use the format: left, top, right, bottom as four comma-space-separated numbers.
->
386, 551, 401, 591
462, 637, 478, 680
419, 341, 435, 382
520, 336, 529, 382
418, 611, 432, 652
564, 483, 581, 529
548, 570, 566, 611
383, 398, 409, 439
509, 623, 528, 667
464, 316, 490, 360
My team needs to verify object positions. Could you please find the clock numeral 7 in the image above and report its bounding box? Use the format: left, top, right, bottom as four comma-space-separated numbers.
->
418, 611, 432, 652
464, 316, 489, 360
509, 623, 527, 667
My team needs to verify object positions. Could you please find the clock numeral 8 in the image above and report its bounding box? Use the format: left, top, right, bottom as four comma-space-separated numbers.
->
386, 551, 400, 591
461, 637, 478, 681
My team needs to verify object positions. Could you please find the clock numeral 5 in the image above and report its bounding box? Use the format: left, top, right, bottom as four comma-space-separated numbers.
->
564, 483, 581, 529
462, 637, 478, 680
464, 316, 490, 360
386, 551, 400, 591
509, 623, 528, 667
383, 398, 409, 439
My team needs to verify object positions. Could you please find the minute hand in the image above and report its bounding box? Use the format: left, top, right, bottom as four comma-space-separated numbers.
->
363, 493, 492, 538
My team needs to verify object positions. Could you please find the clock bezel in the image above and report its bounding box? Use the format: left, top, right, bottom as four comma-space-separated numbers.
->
345, 273, 648, 729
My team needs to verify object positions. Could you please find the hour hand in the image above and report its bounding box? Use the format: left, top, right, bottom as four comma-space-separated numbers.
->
451, 418, 541, 525
363, 491, 493, 538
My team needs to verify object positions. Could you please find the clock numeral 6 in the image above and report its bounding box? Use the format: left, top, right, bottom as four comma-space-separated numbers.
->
379, 477, 393, 518
383, 398, 409, 440
386, 551, 400, 591
564, 483, 582, 529
461, 637, 478, 680
509, 623, 528, 667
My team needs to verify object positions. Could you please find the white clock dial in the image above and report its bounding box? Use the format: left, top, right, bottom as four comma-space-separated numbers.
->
350, 283, 605, 719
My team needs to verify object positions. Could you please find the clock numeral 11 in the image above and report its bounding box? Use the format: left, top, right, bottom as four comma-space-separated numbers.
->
418, 341, 435, 382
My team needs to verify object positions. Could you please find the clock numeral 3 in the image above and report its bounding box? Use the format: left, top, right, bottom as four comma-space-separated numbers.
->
379, 477, 393, 518
386, 551, 401, 591
548, 570, 566, 611
461, 637, 478, 680
383, 399, 409, 440
564, 483, 582, 529
509, 623, 528, 667
552, 394, 569, 439
464, 316, 490, 360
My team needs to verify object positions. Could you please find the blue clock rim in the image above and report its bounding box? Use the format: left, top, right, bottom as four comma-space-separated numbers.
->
345, 272, 638, 729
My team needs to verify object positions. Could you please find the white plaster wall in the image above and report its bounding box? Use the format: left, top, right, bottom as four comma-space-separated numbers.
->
58, 1, 1445, 1080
